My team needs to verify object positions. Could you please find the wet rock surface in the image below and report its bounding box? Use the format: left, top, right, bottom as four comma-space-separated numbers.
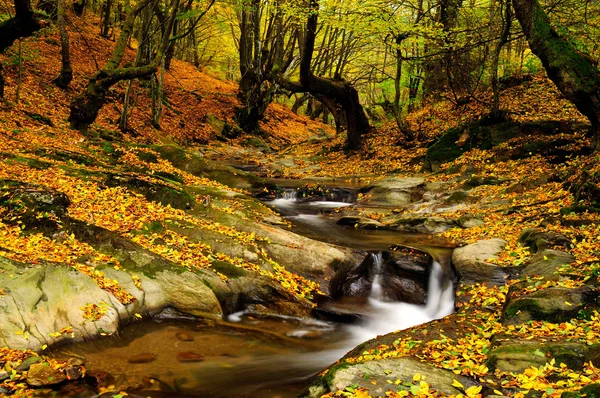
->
330, 247, 433, 304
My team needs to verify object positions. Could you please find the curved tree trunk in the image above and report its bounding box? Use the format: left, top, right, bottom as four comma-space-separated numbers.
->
298, 0, 370, 150
512, 0, 600, 149
54, 0, 73, 88
0, 0, 41, 53
69, 0, 180, 131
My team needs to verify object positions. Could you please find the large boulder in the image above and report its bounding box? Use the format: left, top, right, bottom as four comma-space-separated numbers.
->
452, 239, 514, 284
330, 248, 431, 304
360, 177, 425, 207
303, 357, 478, 397
519, 228, 572, 253
520, 249, 575, 278
387, 216, 459, 234
488, 341, 600, 373
502, 286, 598, 325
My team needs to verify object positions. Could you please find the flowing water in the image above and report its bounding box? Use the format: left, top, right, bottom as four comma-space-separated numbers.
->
51, 184, 455, 398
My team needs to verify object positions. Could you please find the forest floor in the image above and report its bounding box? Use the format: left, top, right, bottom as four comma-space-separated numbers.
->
0, 11, 600, 398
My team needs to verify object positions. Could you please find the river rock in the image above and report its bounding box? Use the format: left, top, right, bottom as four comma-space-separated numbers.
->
519, 249, 575, 278
303, 357, 478, 397
16, 355, 43, 372
388, 216, 459, 233
519, 228, 572, 253
26, 363, 67, 387
337, 216, 383, 230
176, 351, 205, 362
175, 332, 195, 342
330, 248, 431, 304
487, 341, 600, 373
502, 286, 598, 325
360, 177, 426, 206
127, 353, 157, 364
0, 371, 9, 382
452, 239, 513, 285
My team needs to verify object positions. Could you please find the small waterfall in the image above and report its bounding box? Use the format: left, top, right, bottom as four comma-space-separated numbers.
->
281, 189, 298, 200
369, 252, 384, 301
348, 259, 454, 344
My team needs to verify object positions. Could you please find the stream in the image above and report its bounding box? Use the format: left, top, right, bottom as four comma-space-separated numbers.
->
51, 184, 455, 398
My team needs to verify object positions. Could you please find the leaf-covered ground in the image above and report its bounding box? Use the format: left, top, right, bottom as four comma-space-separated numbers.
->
1, 10, 600, 398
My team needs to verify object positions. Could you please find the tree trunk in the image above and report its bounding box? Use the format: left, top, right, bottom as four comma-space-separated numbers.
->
490, 0, 511, 119
0, 64, 4, 99
73, 0, 86, 16
101, 0, 112, 38
0, 0, 41, 53
54, 0, 73, 88
69, 0, 180, 131
512, 0, 600, 148
392, 33, 415, 142
15, 39, 22, 103
298, 0, 370, 150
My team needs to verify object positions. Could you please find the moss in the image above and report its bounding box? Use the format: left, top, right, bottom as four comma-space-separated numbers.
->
104, 174, 194, 210
445, 191, 470, 204
136, 150, 159, 163
322, 361, 352, 388
560, 205, 600, 215
33, 148, 96, 166
462, 176, 503, 189
210, 261, 248, 279
153, 171, 184, 184
241, 137, 272, 152
13, 155, 52, 170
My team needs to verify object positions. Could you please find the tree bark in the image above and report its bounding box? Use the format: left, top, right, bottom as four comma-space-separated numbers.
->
0, 64, 4, 99
490, 0, 511, 119
54, 0, 73, 88
69, 0, 180, 131
298, 0, 370, 150
512, 0, 600, 148
0, 0, 41, 53
101, 0, 112, 37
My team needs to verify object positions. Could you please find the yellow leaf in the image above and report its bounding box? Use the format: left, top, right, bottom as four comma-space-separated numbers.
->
134, 313, 142, 319
41, 344, 48, 350
413, 373, 421, 381
452, 379, 464, 389
565, 301, 572, 306
465, 385, 482, 397
493, 390, 504, 396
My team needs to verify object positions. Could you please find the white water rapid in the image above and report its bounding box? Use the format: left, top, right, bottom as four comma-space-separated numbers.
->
347, 252, 455, 344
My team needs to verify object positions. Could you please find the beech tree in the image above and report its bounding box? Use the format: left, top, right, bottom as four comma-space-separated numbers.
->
53, 0, 72, 88
512, 0, 600, 149
0, 0, 42, 99
235, 0, 298, 133
69, 0, 181, 130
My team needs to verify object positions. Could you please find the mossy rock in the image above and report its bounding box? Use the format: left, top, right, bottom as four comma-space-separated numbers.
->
136, 150, 159, 163
424, 120, 588, 171
210, 261, 248, 279
32, 148, 97, 166
560, 205, 600, 215
104, 173, 194, 210
151, 144, 264, 191
519, 228, 571, 253
240, 137, 272, 153
487, 342, 600, 373
0, 181, 70, 233
445, 190, 471, 204
502, 286, 598, 325
424, 122, 493, 171
520, 249, 576, 278
462, 176, 504, 189
13, 155, 53, 170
